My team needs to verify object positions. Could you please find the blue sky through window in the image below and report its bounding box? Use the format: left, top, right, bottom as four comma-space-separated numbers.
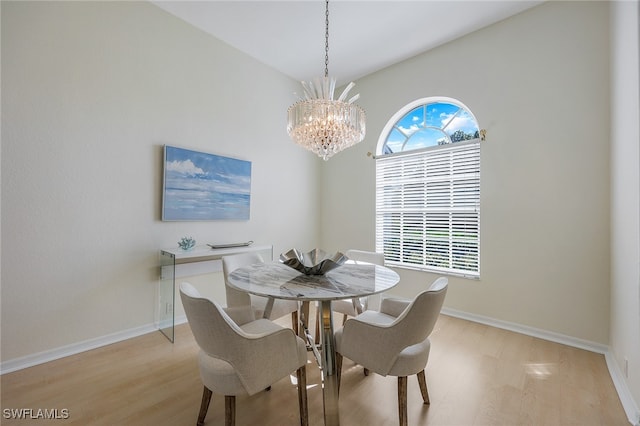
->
384, 101, 479, 154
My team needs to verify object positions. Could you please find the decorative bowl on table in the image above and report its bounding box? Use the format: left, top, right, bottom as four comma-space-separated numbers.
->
279, 248, 348, 275
178, 236, 196, 251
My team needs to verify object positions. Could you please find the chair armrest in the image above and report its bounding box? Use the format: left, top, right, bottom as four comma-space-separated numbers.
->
223, 306, 256, 326
233, 327, 305, 395
339, 316, 404, 375
380, 297, 411, 318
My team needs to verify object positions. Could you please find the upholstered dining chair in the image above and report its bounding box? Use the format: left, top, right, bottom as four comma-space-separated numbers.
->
334, 277, 448, 426
179, 282, 308, 426
222, 252, 299, 333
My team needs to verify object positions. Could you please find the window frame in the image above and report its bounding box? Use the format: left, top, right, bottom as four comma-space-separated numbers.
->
375, 97, 481, 279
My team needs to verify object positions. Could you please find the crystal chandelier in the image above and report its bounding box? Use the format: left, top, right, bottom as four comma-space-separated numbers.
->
287, 0, 366, 161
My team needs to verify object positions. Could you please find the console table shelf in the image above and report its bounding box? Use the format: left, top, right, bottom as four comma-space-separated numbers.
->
158, 244, 273, 342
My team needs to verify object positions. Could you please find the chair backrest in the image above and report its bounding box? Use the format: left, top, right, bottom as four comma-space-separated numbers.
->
180, 282, 289, 395
428, 276, 448, 292
180, 281, 305, 396
222, 252, 264, 307
179, 282, 246, 354
345, 249, 385, 266
339, 277, 448, 375
392, 277, 448, 347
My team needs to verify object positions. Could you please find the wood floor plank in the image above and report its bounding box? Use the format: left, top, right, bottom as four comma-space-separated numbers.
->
1, 314, 630, 425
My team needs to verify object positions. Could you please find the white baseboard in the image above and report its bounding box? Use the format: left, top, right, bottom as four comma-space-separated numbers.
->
441, 307, 609, 353
0, 323, 157, 375
442, 307, 639, 426
605, 351, 640, 426
0, 316, 193, 375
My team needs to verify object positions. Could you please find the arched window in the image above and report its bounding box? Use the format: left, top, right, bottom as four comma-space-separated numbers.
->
375, 97, 481, 278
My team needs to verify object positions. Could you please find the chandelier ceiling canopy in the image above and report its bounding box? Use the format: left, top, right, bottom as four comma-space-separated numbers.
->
286, 0, 366, 161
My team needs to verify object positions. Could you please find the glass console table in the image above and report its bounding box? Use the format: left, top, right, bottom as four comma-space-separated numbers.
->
159, 244, 273, 342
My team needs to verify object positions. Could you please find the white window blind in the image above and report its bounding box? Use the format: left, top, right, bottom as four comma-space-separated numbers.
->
375, 140, 480, 277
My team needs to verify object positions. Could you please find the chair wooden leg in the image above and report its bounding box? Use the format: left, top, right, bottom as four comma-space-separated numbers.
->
296, 365, 309, 426
336, 352, 343, 393
314, 309, 320, 344
417, 370, 430, 404
291, 311, 299, 335
398, 376, 408, 426
224, 395, 235, 426
197, 386, 212, 426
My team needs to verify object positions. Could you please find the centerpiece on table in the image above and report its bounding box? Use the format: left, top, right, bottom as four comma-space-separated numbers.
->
279, 248, 348, 275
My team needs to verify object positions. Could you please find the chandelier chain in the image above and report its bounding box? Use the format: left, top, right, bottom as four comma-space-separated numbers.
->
324, 0, 329, 78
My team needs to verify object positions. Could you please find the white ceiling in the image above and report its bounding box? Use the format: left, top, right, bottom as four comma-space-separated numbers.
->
152, 0, 543, 84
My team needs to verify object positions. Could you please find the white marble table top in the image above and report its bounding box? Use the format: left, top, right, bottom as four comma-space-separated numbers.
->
227, 261, 400, 301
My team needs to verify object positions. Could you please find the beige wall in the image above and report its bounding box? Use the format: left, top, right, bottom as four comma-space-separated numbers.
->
1, 1, 320, 362
320, 1, 611, 344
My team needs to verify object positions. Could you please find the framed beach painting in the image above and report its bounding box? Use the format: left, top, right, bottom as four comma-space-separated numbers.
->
162, 145, 251, 221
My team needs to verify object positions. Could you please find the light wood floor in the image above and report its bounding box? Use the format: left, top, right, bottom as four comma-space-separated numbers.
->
1, 314, 629, 426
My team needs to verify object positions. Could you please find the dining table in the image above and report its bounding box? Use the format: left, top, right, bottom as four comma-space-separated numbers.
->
227, 259, 400, 426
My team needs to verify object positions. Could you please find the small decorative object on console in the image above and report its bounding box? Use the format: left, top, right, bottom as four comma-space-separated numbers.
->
279, 248, 348, 275
207, 241, 253, 249
178, 236, 196, 251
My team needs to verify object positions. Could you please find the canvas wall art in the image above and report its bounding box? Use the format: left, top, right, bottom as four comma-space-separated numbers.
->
162, 145, 251, 221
